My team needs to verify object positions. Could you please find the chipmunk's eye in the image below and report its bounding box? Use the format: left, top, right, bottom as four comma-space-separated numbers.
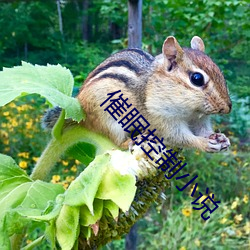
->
190, 72, 204, 87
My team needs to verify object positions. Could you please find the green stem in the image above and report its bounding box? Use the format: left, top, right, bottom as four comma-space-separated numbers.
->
30, 126, 118, 181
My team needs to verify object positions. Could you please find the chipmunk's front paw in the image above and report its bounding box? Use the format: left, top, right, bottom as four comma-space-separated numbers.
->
206, 133, 230, 152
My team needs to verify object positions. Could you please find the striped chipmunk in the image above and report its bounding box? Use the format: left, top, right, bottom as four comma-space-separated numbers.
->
43, 36, 232, 153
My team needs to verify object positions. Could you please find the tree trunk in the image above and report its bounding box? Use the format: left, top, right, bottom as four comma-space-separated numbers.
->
82, 0, 90, 41
128, 0, 142, 48
56, 0, 63, 36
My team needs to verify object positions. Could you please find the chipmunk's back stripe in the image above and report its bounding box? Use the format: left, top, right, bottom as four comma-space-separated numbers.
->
125, 48, 154, 62
91, 60, 140, 79
96, 73, 130, 84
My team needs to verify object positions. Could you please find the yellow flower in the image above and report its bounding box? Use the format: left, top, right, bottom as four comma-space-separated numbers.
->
26, 121, 33, 129
3, 111, 9, 116
232, 150, 237, 156
19, 161, 28, 169
17, 105, 29, 112
243, 195, 248, 204
231, 200, 239, 209
234, 214, 243, 224
66, 176, 75, 182
18, 152, 30, 159
0, 130, 8, 138
32, 157, 39, 163
9, 103, 16, 108
70, 165, 77, 172
179, 247, 186, 250
194, 238, 201, 247
75, 159, 81, 165
63, 182, 69, 189
221, 162, 228, 167
244, 221, 250, 234
3, 138, 9, 145
11, 119, 18, 127
182, 207, 192, 217
220, 217, 228, 224
62, 160, 69, 166
51, 175, 61, 183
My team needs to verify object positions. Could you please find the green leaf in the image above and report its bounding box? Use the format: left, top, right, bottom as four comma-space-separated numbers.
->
0, 182, 33, 218
27, 198, 63, 222
45, 220, 56, 249
79, 199, 103, 226
0, 62, 84, 122
0, 231, 10, 250
80, 226, 92, 240
1, 181, 64, 237
103, 200, 119, 219
0, 176, 32, 201
64, 153, 111, 213
0, 154, 65, 244
20, 181, 64, 214
0, 154, 30, 181
96, 166, 136, 212
56, 205, 80, 250
65, 142, 96, 165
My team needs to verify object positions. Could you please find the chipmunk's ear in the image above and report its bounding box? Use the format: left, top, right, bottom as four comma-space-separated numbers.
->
162, 36, 184, 63
191, 36, 205, 52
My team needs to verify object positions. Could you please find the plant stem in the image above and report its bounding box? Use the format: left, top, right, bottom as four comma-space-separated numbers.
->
10, 232, 25, 250
30, 126, 118, 181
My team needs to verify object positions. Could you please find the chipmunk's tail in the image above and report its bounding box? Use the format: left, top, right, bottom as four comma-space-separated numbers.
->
41, 106, 62, 130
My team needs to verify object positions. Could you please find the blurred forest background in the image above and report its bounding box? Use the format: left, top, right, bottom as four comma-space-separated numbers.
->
0, 0, 249, 249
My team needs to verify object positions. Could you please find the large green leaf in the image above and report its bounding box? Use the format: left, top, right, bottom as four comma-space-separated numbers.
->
96, 166, 136, 212
0, 176, 32, 200
79, 199, 103, 227
63, 153, 110, 213
64, 151, 137, 214
56, 205, 80, 250
65, 142, 96, 165
0, 154, 65, 248
0, 62, 84, 122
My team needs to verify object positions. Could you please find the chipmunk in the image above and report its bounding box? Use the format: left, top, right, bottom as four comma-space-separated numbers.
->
43, 36, 232, 153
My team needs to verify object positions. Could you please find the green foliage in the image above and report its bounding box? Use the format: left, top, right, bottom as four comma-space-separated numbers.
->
137, 199, 249, 250
0, 62, 84, 122
0, 1, 249, 249
0, 148, 140, 248
142, 0, 250, 100
66, 142, 96, 165
0, 62, 150, 249
0, 154, 64, 249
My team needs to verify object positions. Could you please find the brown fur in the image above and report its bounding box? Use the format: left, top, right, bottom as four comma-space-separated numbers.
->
77, 36, 231, 152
